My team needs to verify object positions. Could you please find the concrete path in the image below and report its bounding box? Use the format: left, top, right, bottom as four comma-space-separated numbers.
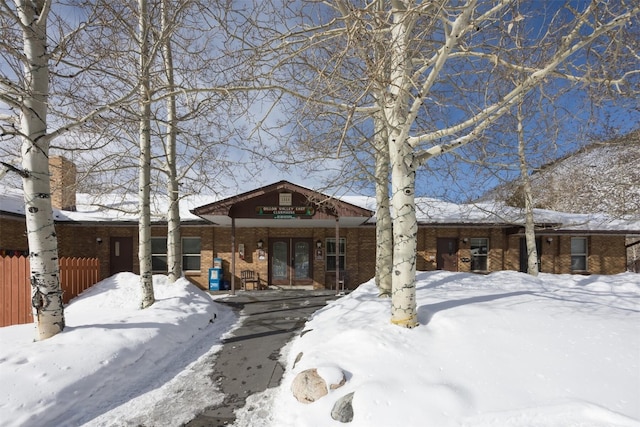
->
184, 290, 338, 427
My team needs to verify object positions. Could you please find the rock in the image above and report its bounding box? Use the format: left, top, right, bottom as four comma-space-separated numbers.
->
293, 352, 303, 369
318, 366, 346, 390
291, 367, 346, 404
291, 368, 328, 403
331, 392, 355, 423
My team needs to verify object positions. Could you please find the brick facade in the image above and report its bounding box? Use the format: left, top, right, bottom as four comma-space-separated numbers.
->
2, 210, 632, 292
49, 156, 77, 211
0, 216, 29, 256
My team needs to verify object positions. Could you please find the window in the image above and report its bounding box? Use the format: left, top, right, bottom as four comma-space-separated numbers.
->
151, 237, 168, 272
326, 238, 345, 271
279, 192, 292, 206
151, 237, 201, 272
571, 237, 588, 271
470, 238, 489, 271
182, 237, 201, 271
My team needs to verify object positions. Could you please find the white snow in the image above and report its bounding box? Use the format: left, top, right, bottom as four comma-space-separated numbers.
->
0, 274, 238, 427
1, 271, 639, 427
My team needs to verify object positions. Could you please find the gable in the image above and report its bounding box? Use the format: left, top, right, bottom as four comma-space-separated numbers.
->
191, 181, 374, 227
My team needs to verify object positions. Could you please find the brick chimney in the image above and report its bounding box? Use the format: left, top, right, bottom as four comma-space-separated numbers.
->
49, 156, 77, 211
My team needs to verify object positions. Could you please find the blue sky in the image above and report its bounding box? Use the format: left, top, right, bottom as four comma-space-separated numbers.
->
1, 1, 637, 204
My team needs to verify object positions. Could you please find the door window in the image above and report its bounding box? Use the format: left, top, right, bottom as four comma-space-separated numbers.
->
294, 241, 310, 279
470, 238, 489, 271
272, 241, 288, 279
436, 238, 458, 271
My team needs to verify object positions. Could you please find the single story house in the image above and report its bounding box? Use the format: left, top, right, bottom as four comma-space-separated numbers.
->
1, 157, 638, 293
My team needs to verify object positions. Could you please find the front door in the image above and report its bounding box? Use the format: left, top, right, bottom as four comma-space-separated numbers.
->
110, 236, 133, 275
270, 238, 313, 287
437, 238, 458, 271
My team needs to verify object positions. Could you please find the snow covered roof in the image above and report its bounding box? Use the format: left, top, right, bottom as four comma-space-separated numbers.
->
0, 183, 210, 223
2, 182, 639, 232
343, 195, 640, 233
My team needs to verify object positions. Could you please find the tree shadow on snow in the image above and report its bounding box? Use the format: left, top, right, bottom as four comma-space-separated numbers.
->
418, 291, 533, 325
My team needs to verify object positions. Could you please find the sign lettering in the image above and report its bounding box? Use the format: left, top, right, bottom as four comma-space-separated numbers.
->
256, 206, 315, 218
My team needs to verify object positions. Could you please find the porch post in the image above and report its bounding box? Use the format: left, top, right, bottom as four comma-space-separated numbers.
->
231, 217, 236, 295
335, 216, 340, 294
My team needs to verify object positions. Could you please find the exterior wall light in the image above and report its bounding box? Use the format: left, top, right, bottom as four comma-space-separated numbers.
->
547, 237, 553, 244
316, 239, 322, 249
257, 239, 264, 249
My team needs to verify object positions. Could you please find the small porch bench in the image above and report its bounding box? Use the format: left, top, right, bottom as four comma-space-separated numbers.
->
241, 270, 261, 290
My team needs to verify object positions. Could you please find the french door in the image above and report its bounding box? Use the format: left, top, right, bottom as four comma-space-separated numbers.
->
270, 238, 313, 286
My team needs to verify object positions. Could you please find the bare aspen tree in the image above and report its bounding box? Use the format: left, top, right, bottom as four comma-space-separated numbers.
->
254, 1, 639, 327
137, 0, 155, 308
61, 1, 263, 289
160, 0, 180, 283
5, 0, 65, 340
0, 0, 139, 338
516, 100, 538, 276
388, 2, 637, 327
374, 110, 392, 297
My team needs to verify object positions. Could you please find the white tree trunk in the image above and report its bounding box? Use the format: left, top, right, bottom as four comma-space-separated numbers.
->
374, 113, 392, 297
389, 134, 418, 328
517, 102, 539, 276
16, 0, 65, 340
162, 0, 182, 283
387, 8, 418, 328
138, 0, 155, 308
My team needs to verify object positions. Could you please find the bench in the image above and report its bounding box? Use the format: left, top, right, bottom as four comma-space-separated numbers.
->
241, 270, 261, 290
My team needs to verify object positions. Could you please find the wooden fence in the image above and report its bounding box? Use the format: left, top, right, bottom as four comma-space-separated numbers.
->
1, 256, 100, 327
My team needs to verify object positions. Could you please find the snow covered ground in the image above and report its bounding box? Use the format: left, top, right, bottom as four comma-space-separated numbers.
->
1, 271, 638, 427
0, 274, 238, 427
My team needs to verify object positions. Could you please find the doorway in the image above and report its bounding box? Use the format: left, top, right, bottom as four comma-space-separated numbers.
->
437, 238, 458, 271
269, 238, 313, 287
110, 236, 133, 275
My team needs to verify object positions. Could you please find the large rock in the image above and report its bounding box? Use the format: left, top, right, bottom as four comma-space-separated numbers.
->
331, 392, 355, 423
291, 367, 346, 404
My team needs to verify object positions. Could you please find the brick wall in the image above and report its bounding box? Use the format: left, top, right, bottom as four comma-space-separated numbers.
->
49, 156, 77, 211
196, 226, 378, 291
3, 215, 630, 293
0, 216, 28, 255
587, 235, 627, 274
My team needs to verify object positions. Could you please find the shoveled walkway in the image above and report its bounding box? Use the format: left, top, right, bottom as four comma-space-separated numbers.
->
184, 290, 338, 427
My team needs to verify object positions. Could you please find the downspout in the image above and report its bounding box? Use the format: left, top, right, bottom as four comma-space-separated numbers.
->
335, 216, 340, 294
231, 217, 236, 295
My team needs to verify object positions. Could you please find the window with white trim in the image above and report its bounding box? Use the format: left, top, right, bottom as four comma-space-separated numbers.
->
151, 237, 201, 272
470, 238, 489, 271
571, 237, 588, 271
326, 238, 345, 272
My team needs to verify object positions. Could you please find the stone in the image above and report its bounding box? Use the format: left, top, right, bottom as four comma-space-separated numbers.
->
291, 368, 328, 403
331, 392, 355, 423
293, 352, 303, 369
291, 367, 346, 404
